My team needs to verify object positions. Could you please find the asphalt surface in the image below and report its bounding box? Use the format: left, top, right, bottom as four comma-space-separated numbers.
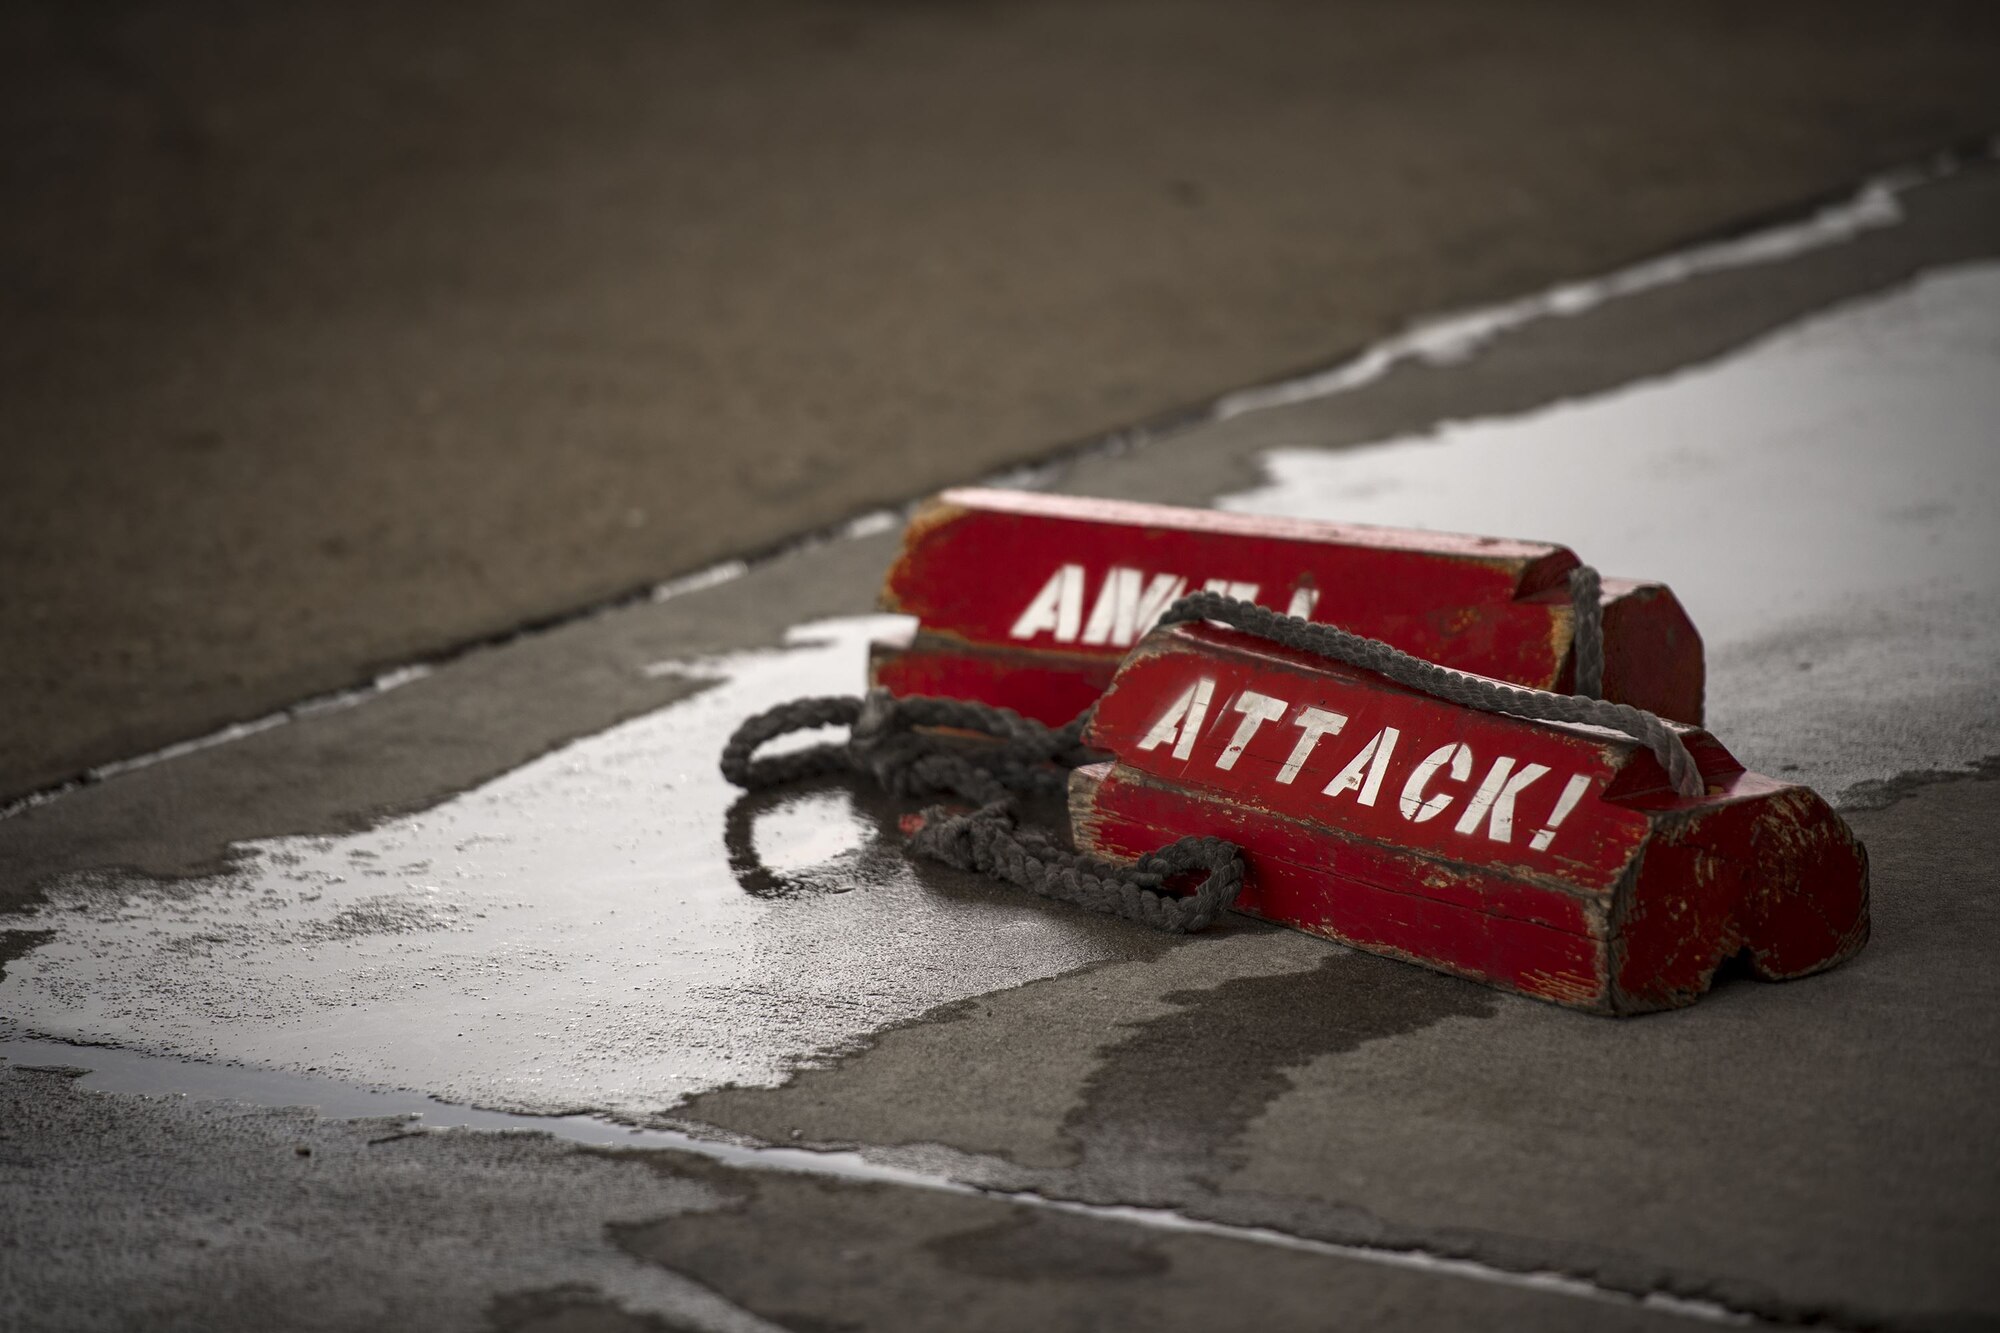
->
7, 1, 2000, 799
3, 158, 1997, 1333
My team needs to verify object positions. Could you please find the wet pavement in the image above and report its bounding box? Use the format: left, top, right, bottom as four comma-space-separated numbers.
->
5, 159, 2000, 1331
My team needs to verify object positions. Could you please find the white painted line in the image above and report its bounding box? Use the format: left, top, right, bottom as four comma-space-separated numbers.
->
649, 558, 751, 603
0, 664, 436, 821
837, 508, 902, 540
1213, 142, 1992, 421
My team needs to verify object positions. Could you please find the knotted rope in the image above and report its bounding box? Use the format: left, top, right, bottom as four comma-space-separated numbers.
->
720, 692, 1242, 932
718, 563, 1698, 933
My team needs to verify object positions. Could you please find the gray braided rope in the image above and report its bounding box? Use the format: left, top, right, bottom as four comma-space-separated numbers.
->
1568, 565, 1604, 699
905, 802, 1242, 933
720, 690, 1243, 932
1156, 590, 1702, 797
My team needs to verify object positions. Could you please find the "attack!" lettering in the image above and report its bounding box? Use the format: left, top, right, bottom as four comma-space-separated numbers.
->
1133, 677, 1593, 852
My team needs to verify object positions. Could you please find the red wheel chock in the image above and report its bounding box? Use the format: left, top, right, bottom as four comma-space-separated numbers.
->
872, 489, 1704, 728
1069, 621, 1870, 1013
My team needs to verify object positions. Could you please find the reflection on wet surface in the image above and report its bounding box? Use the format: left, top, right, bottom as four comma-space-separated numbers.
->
742, 789, 868, 879
0, 617, 1145, 1118
1222, 263, 2000, 803
725, 783, 879, 899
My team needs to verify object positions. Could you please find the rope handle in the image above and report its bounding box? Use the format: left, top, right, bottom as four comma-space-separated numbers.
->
1154, 584, 1703, 798
1568, 565, 1604, 699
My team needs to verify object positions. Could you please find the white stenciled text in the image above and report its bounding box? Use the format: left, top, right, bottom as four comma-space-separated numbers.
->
1010, 564, 1318, 646
1132, 677, 1591, 850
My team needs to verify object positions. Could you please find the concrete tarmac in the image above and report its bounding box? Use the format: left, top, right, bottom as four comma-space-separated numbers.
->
3, 156, 1997, 1332
6, 1, 2000, 799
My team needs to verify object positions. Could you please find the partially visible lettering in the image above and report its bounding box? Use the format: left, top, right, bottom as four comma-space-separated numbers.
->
1008, 564, 1085, 642
1009, 566, 1323, 646
1081, 569, 1188, 647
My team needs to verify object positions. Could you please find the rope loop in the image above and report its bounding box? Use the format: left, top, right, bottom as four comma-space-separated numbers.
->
720, 689, 1246, 931
718, 694, 862, 789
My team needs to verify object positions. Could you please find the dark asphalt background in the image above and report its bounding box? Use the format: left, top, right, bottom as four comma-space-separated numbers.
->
4, 0, 1999, 800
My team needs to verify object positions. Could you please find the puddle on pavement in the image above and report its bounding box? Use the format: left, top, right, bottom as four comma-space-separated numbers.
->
0, 616, 1140, 1118
1222, 262, 2000, 804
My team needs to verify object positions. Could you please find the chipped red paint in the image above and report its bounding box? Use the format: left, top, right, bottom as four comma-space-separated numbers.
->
1068, 622, 1869, 1014
873, 489, 1705, 726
